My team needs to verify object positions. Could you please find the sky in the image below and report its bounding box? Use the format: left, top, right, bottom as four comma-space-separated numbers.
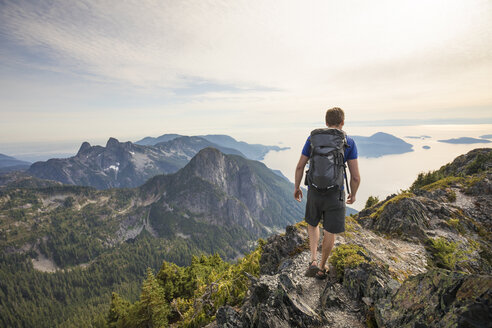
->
0, 0, 491, 144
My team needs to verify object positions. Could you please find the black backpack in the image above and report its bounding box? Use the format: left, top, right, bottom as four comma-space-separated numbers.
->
305, 128, 350, 193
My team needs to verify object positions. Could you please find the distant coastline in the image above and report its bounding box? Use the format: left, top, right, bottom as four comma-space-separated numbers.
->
438, 137, 491, 144
405, 135, 431, 140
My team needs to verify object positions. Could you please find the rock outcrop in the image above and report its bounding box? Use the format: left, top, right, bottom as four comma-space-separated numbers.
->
142, 148, 304, 236
377, 269, 492, 327
211, 222, 491, 328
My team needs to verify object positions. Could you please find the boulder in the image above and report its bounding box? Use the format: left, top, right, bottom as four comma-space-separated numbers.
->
259, 225, 308, 275
376, 269, 492, 328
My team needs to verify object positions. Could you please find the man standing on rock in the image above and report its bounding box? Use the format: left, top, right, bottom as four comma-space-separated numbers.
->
294, 107, 360, 279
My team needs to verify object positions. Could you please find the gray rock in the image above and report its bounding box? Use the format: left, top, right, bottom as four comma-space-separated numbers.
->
240, 279, 323, 328
216, 306, 242, 328
358, 197, 431, 243
343, 262, 400, 302
375, 269, 492, 328
259, 225, 308, 275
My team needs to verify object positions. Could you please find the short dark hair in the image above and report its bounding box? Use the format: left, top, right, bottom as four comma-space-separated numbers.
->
325, 107, 345, 126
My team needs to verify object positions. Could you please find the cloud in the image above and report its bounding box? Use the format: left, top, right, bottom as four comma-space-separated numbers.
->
1, 1, 490, 87
0, 0, 491, 143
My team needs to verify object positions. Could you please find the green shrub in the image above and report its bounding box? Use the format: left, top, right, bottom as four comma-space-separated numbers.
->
369, 192, 414, 219
364, 196, 379, 209
427, 237, 465, 270
329, 244, 368, 279
465, 152, 492, 175
421, 176, 464, 191
410, 170, 446, 191
446, 189, 457, 202
446, 218, 463, 234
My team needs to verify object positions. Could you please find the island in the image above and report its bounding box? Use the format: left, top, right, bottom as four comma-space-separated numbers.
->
351, 132, 413, 158
405, 135, 431, 139
438, 137, 491, 144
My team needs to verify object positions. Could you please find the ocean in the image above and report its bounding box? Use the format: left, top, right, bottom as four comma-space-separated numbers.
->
253, 124, 492, 211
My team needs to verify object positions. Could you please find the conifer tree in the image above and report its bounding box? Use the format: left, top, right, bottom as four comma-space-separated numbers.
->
131, 268, 170, 328
108, 292, 131, 328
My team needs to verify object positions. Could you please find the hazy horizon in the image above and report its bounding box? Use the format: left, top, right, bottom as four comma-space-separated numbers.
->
2, 122, 491, 213
1, 121, 490, 161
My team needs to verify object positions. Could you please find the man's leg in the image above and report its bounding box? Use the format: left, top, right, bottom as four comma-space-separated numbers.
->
307, 223, 320, 264
319, 231, 336, 270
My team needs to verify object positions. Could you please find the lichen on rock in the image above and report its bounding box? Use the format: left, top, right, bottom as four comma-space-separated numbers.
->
375, 269, 492, 328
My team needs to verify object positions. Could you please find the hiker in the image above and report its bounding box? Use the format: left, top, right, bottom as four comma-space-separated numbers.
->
294, 107, 360, 279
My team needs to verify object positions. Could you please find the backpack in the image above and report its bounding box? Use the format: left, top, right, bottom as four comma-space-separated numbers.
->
305, 128, 350, 193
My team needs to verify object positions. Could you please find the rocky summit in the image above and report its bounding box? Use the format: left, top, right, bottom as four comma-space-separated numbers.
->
141, 147, 302, 234
210, 148, 492, 328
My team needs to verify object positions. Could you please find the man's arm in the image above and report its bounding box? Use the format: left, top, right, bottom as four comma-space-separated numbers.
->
294, 154, 309, 202
346, 158, 360, 204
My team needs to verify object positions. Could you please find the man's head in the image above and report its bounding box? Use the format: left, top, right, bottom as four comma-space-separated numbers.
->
325, 107, 345, 128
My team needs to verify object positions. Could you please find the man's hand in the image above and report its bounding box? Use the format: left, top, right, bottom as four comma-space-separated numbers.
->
294, 188, 303, 202
294, 155, 309, 202
346, 193, 356, 204
346, 159, 360, 205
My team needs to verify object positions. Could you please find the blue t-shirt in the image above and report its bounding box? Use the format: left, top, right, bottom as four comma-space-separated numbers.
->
301, 135, 358, 161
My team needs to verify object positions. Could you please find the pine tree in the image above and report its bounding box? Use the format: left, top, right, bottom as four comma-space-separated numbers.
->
131, 268, 170, 328
108, 292, 131, 328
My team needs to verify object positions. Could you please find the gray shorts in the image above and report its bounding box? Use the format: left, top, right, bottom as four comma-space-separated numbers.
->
304, 187, 346, 233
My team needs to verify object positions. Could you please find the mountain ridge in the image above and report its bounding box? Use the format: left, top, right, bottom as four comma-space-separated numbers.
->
0, 153, 31, 172
136, 133, 289, 160
26, 136, 245, 189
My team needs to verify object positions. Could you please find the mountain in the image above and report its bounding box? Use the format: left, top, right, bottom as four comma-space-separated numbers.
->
438, 137, 491, 144
136, 133, 289, 160
0, 153, 31, 172
108, 148, 491, 327
0, 148, 304, 327
136, 133, 182, 145
199, 134, 289, 160
142, 148, 302, 232
27, 136, 244, 189
351, 132, 414, 158
0, 171, 62, 189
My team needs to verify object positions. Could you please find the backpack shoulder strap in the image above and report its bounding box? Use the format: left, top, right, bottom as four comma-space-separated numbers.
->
343, 133, 350, 195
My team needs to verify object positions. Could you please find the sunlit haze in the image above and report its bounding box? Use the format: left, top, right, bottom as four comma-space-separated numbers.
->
0, 0, 491, 144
